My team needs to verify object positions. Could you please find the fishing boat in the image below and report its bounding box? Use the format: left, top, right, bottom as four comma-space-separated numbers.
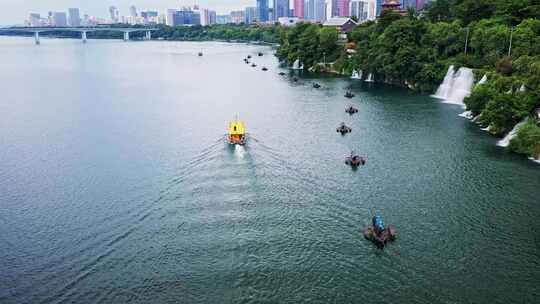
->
345, 105, 358, 114
363, 214, 396, 247
258, 52, 263, 56
313, 83, 321, 88
279, 72, 286, 76
251, 63, 257, 67
336, 122, 352, 135
345, 152, 366, 167
344, 91, 355, 98
228, 119, 246, 145
262, 67, 268, 71
198, 52, 203, 56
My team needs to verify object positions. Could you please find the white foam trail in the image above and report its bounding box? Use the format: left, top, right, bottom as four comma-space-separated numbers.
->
497, 117, 528, 147
365, 73, 374, 82
481, 126, 491, 132
234, 145, 246, 159
434, 66, 474, 107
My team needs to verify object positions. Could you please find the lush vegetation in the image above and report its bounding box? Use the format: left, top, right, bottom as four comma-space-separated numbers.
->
275, 0, 540, 160
153, 24, 279, 43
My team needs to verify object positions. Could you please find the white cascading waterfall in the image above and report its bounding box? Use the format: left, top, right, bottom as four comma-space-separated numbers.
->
497, 117, 528, 147
433, 66, 474, 107
434, 65, 455, 99
292, 59, 303, 70
519, 84, 526, 92
477, 74, 487, 86
459, 111, 474, 119
365, 73, 374, 82
351, 70, 362, 79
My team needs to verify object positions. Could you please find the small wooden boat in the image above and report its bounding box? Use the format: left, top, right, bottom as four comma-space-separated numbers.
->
279, 72, 286, 76
228, 119, 246, 145
345, 105, 358, 114
336, 122, 352, 134
292, 77, 298, 82
251, 63, 257, 67
313, 83, 321, 88
198, 52, 203, 56
344, 91, 355, 98
363, 215, 396, 247
262, 67, 268, 71
247, 55, 252, 59
258, 52, 263, 56
345, 152, 366, 167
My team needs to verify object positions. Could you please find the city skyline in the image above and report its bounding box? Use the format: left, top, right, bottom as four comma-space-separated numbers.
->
0, 1, 257, 25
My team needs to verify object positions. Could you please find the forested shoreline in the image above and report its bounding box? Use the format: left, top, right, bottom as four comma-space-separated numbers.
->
275, 0, 540, 161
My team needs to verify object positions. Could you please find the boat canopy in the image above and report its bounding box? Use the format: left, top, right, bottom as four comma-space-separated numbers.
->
228, 120, 246, 135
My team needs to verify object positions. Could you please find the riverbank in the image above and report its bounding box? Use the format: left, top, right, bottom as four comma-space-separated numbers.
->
275, 1, 540, 164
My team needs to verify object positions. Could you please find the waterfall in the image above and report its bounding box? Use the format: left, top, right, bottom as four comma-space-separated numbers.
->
351, 70, 362, 79
477, 74, 487, 86
292, 59, 303, 70
459, 110, 473, 119
365, 73, 374, 82
434, 66, 455, 99
497, 117, 528, 147
519, 84, 526, 92
433, 66, 474, 106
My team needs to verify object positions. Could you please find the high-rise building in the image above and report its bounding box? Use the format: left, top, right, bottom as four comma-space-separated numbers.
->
416, 0, 426, 10
28, 13, 41, 27
350, 0, 377, 21
333, 0, 350, 16
68, 8, 81, 27
245, 7, 258, 23
314, 0, 326, 21
273, 0, 289, 20
401, 0, 416, 9
293, 0, 304, 18
257, 0, 269, 22
201, 9, 217, 26
216, 15, 232, 24
52, 12, 67, 26
305, 0, 314, 20
376, 0, 383, 16
231, 11, 245, 24
166, 9, 176, 26
130, 6, 138, 18
172, 9, 200, 26
109, 6, 119, 23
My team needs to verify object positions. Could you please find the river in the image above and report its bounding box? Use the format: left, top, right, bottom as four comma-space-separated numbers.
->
1, 37, 539, 304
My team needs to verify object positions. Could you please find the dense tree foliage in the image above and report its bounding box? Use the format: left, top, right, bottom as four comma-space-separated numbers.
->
153, 24, 278, 43
275, 23, 339, 70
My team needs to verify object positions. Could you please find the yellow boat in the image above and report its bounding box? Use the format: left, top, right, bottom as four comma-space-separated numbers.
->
228, 119, 246, 145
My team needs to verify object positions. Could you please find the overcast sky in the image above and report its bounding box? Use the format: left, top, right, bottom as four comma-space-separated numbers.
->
1, 1, 257, 25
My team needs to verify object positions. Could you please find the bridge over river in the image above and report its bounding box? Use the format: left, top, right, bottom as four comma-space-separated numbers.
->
0, 27, 158, 44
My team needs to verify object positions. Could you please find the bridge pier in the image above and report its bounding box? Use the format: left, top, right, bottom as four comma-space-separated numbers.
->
145, 31, 152, 40
34, 31, 40, 45
123, 31, 130, 42
81, 31, 87, 43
